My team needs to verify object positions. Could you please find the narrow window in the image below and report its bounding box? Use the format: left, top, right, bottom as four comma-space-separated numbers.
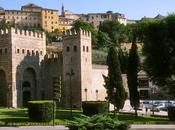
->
83, 46, 85, 52
5, 48, 7, 53
32, 50, 35, 55
74, 45, 77, 52
22, 49, 25, 54
40, 51, 43, 55
66, 46, 70, 52
17, 49, 20, 53
27, 50, 30, 55
36, 51, 39, 55
0, 49, 2, 55
86, 46, 89, 52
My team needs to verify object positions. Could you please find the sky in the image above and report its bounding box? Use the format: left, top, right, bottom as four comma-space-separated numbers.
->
0, 0, 175, 20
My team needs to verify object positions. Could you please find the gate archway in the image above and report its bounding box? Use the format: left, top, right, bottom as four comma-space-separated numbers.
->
0, 70, 7, 106
22, 68, 36, 107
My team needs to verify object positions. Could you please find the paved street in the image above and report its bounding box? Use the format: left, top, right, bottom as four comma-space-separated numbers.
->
0, 125, 175, 130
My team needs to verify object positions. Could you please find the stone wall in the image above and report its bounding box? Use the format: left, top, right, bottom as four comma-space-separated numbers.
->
41, 53, 62, 100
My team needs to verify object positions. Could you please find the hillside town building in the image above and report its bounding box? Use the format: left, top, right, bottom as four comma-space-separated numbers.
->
80, 11, 127, 28
0, 3, 59, 32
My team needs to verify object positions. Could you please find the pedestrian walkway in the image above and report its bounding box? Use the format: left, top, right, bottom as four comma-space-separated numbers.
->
0, 126, 68, 130
130, 125, 175, 130
0, 125, 175, 130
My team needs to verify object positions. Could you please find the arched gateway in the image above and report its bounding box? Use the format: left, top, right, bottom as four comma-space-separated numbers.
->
22, 68, 36, 107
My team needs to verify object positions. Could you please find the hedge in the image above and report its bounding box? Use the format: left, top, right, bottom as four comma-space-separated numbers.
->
28, 100, 56, 122
67, 114, 130, 130
82, 101, 109, 116
168, 106, 175, 121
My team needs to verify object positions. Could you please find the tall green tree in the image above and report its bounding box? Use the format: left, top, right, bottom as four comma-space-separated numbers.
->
103, 46, 126, 112
127, 37, 140, 116
99, 20, 128, 45
118, 48, 129, 74
143, 14, 175, 96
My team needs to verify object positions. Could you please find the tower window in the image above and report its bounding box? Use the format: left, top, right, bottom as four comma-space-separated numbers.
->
83, 46, 85, 52
32, 50, 35, 55
86, 46, 89, 52
73, 45, 77, 52
0, 49, 2, 55
66, 46, 70, 52
27, 50, 30, 55
40, 51, 43, 55
22, 49, 25, 54
36, 51, 39, 55
17, 49, 20, 53
5, 48, 7, 53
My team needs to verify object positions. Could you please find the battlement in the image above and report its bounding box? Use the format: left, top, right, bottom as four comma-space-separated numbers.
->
63, 29, 91, 38
0, 28, 45, 39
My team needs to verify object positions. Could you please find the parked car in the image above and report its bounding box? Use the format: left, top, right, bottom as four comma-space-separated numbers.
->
150, 105, 160, 112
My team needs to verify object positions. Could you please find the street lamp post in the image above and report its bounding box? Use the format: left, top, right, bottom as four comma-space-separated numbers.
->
84, 88, 87, 101
96, 90, 98, 101
66, 69, 75, 117
151, 86, 155, 116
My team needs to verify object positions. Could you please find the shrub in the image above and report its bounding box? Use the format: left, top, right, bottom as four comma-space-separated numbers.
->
82, 101, 109, 116
168, 106, 175, 121
28, 100, 56, 122
67, 114, 130, 130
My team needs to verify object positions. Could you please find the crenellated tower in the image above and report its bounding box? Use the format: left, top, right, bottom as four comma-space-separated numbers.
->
62, 29, 92, 108
0, 28, 46, 107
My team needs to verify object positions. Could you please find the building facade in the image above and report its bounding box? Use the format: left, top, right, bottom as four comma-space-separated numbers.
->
80, 11, 127, 28
0, 3, 59, 32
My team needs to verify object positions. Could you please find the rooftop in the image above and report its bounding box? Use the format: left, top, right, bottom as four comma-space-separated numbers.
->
22, 3, 42, 8
0, 7, 4, 10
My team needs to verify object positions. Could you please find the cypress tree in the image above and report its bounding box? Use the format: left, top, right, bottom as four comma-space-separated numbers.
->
103, 46, 126, 112
127, 37, 140, 116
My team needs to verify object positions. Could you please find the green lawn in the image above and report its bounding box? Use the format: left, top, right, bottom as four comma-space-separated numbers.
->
0, 108, 82, 126
0, 108, 173, 126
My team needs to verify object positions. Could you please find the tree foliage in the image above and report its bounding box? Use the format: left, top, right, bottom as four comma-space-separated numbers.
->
0, 22, 14, 29
103, 46, 126, 111
127, 38, 140, 116
143, 14, 175, 95
46, 29, 62, 44
118, 48, 129, 74
72, 20, 99, 47
99, 20, 128, 45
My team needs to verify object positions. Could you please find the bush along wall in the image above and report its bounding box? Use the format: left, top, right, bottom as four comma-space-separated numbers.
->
82, 101, 109, 116
168, 106, 175, 121
28, 100, 56, 122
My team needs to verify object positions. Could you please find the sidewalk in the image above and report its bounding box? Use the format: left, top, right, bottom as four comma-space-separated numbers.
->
130, 125, 175, 130
0, 126, 68, 130
0, 125, 175, 130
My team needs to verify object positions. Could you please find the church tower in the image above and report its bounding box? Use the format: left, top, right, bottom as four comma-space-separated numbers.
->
62, 29, 92, 108
61, 3, 65, 17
